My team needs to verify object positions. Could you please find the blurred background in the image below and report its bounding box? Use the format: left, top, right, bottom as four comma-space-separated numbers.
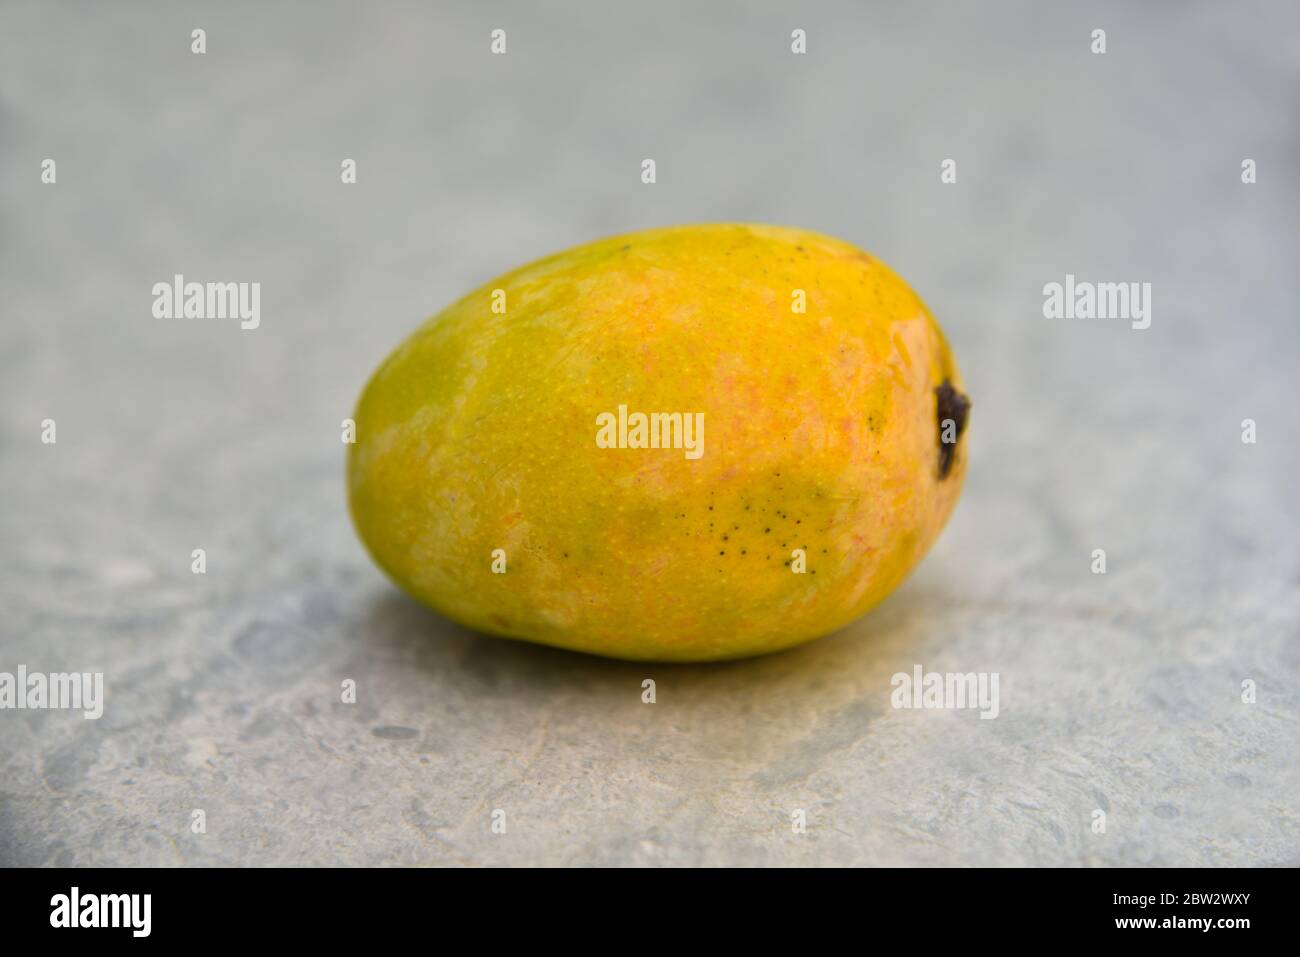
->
1, 0, 1297, 865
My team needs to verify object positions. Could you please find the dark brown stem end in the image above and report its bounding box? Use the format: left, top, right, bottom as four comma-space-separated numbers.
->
935, 380, 971, 480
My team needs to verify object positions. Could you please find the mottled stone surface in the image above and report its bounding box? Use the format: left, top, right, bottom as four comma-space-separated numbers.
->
1, 1, 1296, 866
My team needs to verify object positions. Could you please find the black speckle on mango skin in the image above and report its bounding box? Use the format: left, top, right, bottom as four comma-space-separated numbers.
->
935, 380, 971, 480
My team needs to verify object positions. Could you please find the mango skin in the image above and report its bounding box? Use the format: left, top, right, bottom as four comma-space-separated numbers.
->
348, 224, 969, 661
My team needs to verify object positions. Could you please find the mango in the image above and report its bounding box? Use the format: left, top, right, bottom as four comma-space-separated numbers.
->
348, 224, 970, 661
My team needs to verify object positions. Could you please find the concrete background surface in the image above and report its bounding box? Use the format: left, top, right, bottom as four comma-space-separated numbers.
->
1, 0, 1297, 866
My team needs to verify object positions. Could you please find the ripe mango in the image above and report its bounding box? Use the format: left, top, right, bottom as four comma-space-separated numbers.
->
348, 224, 969, 661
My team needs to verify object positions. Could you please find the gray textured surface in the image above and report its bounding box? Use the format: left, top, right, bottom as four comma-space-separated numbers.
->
1, 0, 1297, 866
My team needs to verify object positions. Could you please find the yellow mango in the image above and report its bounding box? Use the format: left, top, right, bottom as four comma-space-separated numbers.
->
348, 224, 970, 661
